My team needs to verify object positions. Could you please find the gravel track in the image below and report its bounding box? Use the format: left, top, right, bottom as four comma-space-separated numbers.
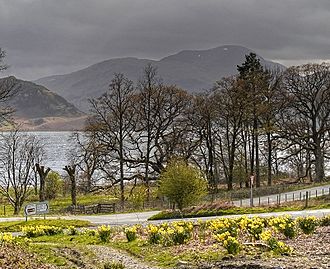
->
88, 245, 161, 269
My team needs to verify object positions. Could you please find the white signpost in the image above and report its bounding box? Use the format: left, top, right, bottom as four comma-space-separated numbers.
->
24, 201, 49, 221
250, 175, 254, 207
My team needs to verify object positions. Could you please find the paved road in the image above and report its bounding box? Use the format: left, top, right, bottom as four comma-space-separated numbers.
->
0, 184, 329, 226
1, 208, 330, 226
232, 184, 330, 207
60, 208, 330, 225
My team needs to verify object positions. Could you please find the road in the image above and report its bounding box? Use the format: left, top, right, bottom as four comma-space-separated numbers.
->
2, 208, 329, 226
0, 184, 329, 226
58, 208, 330, 225
232, 184, 330, 207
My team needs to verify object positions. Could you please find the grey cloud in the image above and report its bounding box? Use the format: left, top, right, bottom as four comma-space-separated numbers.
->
0, 0, 329, 80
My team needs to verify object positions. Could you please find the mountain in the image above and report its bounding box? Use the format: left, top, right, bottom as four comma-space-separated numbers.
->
36, 45, 285, 111
0, 76, 87, 130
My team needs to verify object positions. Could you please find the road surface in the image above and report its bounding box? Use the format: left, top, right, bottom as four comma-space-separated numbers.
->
0, 184, 329, 226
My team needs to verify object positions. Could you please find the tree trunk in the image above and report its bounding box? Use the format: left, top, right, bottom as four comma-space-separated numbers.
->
36, 164, 51, 202
63, 165, 77, 207
267, 132, 272, 186
13, 202, 21, 215
314, 144, 324, 182
254, 118, 260, 188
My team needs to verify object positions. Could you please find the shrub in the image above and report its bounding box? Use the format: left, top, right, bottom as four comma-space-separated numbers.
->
97, 225, 112, 242
45, 171, 64, 200
159, 159, 208, 211
297, 216, 318, 235
127, 185, 147, 210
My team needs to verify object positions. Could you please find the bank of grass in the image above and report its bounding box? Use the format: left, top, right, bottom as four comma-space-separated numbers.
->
149, 195, 330, 220
9, 214, 330, 268
0, 193, 118, 217
0, 219, 92, 232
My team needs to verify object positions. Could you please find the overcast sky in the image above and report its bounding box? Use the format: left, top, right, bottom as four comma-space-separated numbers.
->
0, 0, 329, 80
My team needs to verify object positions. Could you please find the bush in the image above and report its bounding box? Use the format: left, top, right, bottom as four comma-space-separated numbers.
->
159, 159, 208, 211
45, 171, 64, 200
127, 185, 147, 210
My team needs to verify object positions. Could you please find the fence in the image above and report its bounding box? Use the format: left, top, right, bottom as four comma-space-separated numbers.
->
67, 203, 116, 214
236, 186, 330, 207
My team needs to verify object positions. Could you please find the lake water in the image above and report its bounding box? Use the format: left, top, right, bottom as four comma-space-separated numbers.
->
27, 131, 74, 173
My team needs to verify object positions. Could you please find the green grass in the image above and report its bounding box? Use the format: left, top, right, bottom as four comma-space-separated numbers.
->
109, 239, 224, 268
0, 193, 117, 217
0, 219, 92, 232
49, 194, 117, 213
27, 243, 69, 267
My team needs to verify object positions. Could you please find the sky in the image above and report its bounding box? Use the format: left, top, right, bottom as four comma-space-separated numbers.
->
0, 0, 329, 80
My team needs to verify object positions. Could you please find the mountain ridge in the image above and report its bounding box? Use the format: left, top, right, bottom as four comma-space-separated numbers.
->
0, 76, 86, 130
36, 45, 285, 111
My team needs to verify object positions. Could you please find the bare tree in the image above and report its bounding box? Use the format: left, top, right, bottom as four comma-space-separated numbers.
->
89, 73, 136, 205
134, 65, 191, 199
279, 63, 330, 182
0, 49, 16, 123
70, 131, 102, 193
213, 77, 246, 190
0, 130, 43, 214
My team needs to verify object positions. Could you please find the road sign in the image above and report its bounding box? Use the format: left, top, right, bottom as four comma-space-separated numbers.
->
24, 201, 49, 216
24, 204, 37, 216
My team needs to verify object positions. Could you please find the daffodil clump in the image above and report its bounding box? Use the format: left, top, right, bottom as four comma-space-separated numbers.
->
268, 215, 296, 239
80, 228, 97, 236
245, 216, 265, 240
213, 231, 241, 255
124, 225, 138, 242
0, 232, 14, 244
97, 225, 112, 242
146, 221, 193, 246
21, 225, 63, 238
208, 218, 238, 237
267, 237, 293, 255
296, 216, 318, 235
66, 226, 78, 235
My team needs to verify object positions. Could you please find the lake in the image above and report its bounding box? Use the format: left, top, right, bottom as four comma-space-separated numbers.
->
27, 131, 74, 173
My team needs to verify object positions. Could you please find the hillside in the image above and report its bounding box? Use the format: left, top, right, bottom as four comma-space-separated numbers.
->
0, 76, 86, 130
36, 45, 285, 111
